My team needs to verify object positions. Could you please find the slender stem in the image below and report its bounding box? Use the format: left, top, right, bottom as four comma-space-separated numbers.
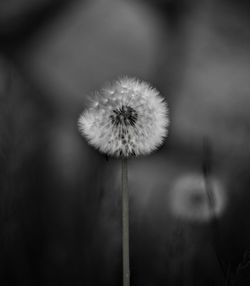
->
122, 158, 130, 286
202, 138, 227, 281
204, 173, 226, 276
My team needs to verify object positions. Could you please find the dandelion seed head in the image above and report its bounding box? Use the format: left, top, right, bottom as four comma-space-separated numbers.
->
78, 77, 169, 157
169, 174, 226, 222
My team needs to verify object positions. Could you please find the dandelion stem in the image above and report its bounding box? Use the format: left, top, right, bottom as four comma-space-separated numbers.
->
122, 157, 130, 286
202, 138, 227, 281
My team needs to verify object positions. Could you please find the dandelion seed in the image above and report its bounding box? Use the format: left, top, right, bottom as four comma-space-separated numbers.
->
169, 174, 226, 222
78, 77, 169, 157
78, 76, 169, 286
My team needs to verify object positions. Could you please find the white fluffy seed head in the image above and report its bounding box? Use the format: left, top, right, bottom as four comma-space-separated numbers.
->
169, 174, 226, 222
78, 77, 169, 157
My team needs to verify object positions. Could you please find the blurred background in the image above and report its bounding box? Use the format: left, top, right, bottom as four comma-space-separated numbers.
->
0, 0, 250, 285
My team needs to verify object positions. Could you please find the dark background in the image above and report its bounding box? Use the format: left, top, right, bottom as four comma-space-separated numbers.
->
0, 0, 250, 285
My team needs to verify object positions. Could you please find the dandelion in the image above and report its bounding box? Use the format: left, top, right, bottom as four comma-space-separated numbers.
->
169, 173, 226, 222
78, 77, 169, 286
78, 77, 169, 157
